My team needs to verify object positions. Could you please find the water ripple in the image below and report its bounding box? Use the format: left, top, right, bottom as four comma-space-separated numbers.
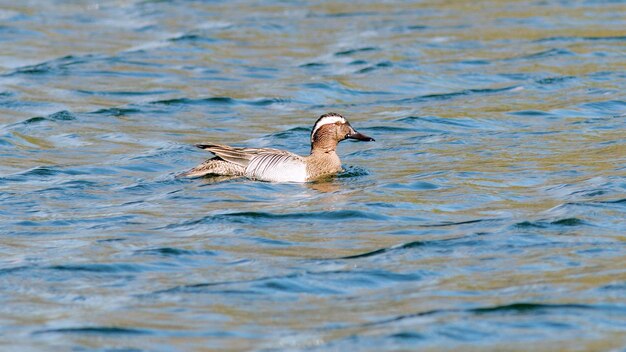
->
536, 35, 626, 42
1, 1, 624, 350
150, 96, 293, 106
336, 232, 486, 260
34, 327, 151, 335
158, 210, 389, 229
350, 302, 623, 329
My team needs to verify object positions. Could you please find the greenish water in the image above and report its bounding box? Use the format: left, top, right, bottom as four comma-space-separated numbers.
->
0, 1, 625, 350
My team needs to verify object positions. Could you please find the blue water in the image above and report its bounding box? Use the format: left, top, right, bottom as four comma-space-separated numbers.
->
1, 1, 625, 350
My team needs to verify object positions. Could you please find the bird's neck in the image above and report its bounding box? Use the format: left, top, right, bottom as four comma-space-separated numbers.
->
310, 136, 339, 155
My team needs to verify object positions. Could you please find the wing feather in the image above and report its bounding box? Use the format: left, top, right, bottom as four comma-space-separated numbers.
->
196, 143, 300, 170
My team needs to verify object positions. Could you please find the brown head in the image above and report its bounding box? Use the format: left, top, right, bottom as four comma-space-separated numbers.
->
310, 112, 374, 153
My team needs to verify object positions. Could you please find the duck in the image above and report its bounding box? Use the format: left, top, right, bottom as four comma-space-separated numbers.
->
181, 112, 374, 182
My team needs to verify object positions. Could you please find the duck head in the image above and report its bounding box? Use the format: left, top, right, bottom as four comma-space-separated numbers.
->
310, 113, 374, 152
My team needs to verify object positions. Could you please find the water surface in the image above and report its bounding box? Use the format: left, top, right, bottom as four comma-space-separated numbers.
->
1, 0, 625, 350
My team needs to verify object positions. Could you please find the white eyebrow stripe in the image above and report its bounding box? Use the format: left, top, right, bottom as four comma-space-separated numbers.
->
311, 115, 346, 141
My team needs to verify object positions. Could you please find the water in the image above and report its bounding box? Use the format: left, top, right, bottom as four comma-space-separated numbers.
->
1, 0, 625, 350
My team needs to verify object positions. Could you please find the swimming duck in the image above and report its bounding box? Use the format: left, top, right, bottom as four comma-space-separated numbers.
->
182, 112, 374, 182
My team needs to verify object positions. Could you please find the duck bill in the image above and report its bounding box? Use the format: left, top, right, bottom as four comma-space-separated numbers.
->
347, 131, 375, 142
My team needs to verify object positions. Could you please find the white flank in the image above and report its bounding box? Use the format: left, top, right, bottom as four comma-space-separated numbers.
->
264, 163, 307, 182
245, 154, 308, 182
310, 115, 346, 142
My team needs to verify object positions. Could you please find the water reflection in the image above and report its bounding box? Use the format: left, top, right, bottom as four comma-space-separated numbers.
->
307, 180, 341, 193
